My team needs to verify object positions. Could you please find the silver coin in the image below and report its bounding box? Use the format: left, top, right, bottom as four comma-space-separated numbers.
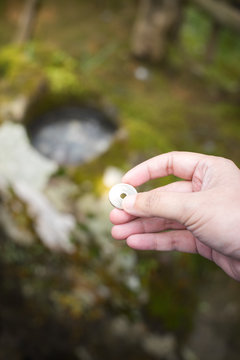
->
109, 183, 137, 209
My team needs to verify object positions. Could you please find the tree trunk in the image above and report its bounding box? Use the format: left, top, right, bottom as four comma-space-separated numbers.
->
131, 0, 183, 63
16, 0, 42, 44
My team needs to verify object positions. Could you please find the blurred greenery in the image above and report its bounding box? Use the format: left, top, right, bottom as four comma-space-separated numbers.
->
0, 0, 240, 359
179, 6, 240, 92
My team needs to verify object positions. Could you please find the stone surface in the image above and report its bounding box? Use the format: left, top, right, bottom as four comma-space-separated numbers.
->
14, 182, 75, 253
143, 333, 177, 359
0, 122, 76, 252
134, 66, 150, 81
0, 122, 57, 190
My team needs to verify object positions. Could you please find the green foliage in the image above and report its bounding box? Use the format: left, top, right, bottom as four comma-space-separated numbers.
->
204, 28, 240, 92
181, 7, 211, 59
0, 45, 43, 98
0, 43, 82, 95
179, 6, 240, 92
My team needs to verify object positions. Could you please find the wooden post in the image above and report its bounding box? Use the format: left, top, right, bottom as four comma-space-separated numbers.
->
16, 0, 42, 44
131, 0, 183, 62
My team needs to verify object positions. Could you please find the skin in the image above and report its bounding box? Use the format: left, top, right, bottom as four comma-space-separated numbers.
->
110, 151, 240, 281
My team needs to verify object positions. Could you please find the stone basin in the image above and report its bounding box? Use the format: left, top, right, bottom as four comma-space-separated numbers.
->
27, 105, 117, 165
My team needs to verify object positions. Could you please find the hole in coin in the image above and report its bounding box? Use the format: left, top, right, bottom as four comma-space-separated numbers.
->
120, 193, 127, 199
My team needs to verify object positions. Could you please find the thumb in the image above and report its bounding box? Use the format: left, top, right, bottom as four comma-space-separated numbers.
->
122, 189, 198, 223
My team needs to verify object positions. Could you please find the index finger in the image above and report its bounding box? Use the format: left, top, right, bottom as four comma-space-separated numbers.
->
122, 151, 206, 186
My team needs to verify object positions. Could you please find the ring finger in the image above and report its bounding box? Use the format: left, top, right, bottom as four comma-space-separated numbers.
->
112, 216, 185, 240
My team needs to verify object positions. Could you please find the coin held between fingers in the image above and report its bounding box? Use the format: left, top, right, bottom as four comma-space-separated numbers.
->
108, 183, 137, 209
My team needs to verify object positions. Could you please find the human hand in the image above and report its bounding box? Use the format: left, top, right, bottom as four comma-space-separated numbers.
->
110, 151, 240, 281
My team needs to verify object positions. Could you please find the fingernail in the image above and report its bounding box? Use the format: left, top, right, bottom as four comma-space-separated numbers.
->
122, 194, 136, 211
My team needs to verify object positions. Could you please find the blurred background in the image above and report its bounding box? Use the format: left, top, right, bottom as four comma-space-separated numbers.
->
0, 0, 240, 359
